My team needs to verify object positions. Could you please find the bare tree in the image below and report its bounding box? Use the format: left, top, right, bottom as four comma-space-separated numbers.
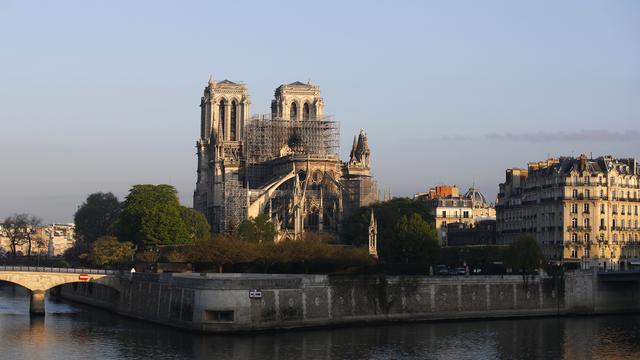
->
2, 214, 42, 258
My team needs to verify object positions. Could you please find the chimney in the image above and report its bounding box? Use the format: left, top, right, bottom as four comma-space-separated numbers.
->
579, 154, 587, 171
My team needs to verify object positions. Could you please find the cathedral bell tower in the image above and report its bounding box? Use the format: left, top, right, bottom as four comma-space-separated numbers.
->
194, 77, 251, 232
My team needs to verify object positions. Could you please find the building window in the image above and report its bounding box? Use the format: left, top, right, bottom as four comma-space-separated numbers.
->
585, 189, 590, 198
600, 218, 605, 229
219, 99, 226, 138
571, 249, 578, 258
230, 100, 237, 141
599, 189, 604, 198
290, 102, 298, 121
600, 204, 605, 214
584, 176, 590, 185
583, 203, 590, 213
612, 219, 617, 229
571, 203, 578, 213
442, 211, 447, 218
584, 233, 590, 243
463, 211, 469, 218
572, 189, 578, 198
572, 218, 578, 228
571, 233, 578, 242
303, 103, 310, 120
612, 205, 617, 214
584, 218, 590, 228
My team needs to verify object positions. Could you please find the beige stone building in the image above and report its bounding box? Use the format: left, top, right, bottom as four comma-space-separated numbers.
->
496, 155, 640, 270
0, 223, 75, 257
415, 185, 495, 245
194, 78, 378, 241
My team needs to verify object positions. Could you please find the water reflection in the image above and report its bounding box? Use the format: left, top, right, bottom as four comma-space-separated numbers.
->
1, 283, 639, 360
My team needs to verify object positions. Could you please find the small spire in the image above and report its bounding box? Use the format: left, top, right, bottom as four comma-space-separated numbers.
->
208, 75, 215, 86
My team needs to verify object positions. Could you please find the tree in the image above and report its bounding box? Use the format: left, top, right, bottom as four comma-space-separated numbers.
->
384, 213, 439, 265
180, 206, 211, 241
74, 192, 121, 244
186, 235, 257, 273
503, 235, 543, 286
236, 214, 275, 243
2, 214, 41, 258
90, 236, 135, 267
114, 184, 191, 248
341, 197, 432, 246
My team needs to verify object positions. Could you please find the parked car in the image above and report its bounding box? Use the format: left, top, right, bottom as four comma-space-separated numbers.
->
436, 265, 450, 276
453, 267, 466, 275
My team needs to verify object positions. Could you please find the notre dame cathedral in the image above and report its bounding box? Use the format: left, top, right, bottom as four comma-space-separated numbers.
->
193, 78, 378, 241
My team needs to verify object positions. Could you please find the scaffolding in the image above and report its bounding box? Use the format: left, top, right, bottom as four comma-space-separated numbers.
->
243, 115, 340, 165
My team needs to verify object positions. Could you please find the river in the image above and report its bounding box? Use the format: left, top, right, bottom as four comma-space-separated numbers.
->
1, 283, 639, 360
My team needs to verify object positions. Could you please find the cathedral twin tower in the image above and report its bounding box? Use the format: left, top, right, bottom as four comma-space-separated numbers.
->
194, 78, 377, 241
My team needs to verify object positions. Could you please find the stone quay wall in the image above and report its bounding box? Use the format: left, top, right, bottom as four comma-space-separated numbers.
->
58, 271, 639, 333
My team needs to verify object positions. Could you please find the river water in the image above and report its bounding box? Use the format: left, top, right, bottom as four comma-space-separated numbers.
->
1, 283, 639, 360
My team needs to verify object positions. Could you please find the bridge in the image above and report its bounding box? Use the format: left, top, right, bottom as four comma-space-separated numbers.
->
0, 266, 123, 314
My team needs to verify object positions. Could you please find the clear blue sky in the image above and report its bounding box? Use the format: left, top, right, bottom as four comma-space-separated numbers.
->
1, 0, 639, 223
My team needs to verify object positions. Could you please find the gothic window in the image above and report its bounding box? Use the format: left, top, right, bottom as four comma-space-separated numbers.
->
230, 100, 237, 141
290, 102, 298, 121
303, 102, 310, 120
219, 100, 226, 138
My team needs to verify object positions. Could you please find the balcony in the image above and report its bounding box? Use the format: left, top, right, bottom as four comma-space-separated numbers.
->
566, 226, 592, 232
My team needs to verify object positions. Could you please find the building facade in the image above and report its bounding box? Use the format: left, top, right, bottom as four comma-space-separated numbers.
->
0, 223, 75, 257
496, 155, 640, 270
415, 185, 495, 245
194, 78, 378, 241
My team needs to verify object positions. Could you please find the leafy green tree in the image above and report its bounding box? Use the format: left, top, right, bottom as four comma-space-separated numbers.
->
236, 214, 275, 243
74, 192, 120, 243
187, 235, 257, 273
114, 184, 191, 248
90, 236, 134, 267
383, 213, 439, 265
341, 197, 432, 247
503, 235, 544, 285
180, 206, 211, 241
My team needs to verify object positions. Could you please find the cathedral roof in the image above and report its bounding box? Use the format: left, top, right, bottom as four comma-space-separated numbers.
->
288, 81, 309, 86
218, 79, 237, 85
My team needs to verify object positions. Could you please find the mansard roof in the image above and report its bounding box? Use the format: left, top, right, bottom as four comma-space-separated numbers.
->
527, 155, 638, 177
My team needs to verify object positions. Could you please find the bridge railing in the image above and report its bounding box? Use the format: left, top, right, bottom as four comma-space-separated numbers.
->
0, 265, 120, 275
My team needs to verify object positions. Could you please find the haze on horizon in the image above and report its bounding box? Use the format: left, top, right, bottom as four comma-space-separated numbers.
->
1, 0, 639, 224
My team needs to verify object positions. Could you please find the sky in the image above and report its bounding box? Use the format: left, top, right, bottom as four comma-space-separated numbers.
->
1, 0, 639, 224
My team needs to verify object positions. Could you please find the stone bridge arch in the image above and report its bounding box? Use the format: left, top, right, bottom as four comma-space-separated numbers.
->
0, 270, 122, 314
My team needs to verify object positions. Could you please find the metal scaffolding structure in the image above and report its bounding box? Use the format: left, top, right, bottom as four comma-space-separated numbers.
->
243, 115, 340, 165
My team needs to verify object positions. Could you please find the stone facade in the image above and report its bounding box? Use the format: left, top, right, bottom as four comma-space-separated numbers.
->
415, 185, 495, 245
194, 78, 377, 240
0, 223, 75, 257
496, 155, 640, 270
